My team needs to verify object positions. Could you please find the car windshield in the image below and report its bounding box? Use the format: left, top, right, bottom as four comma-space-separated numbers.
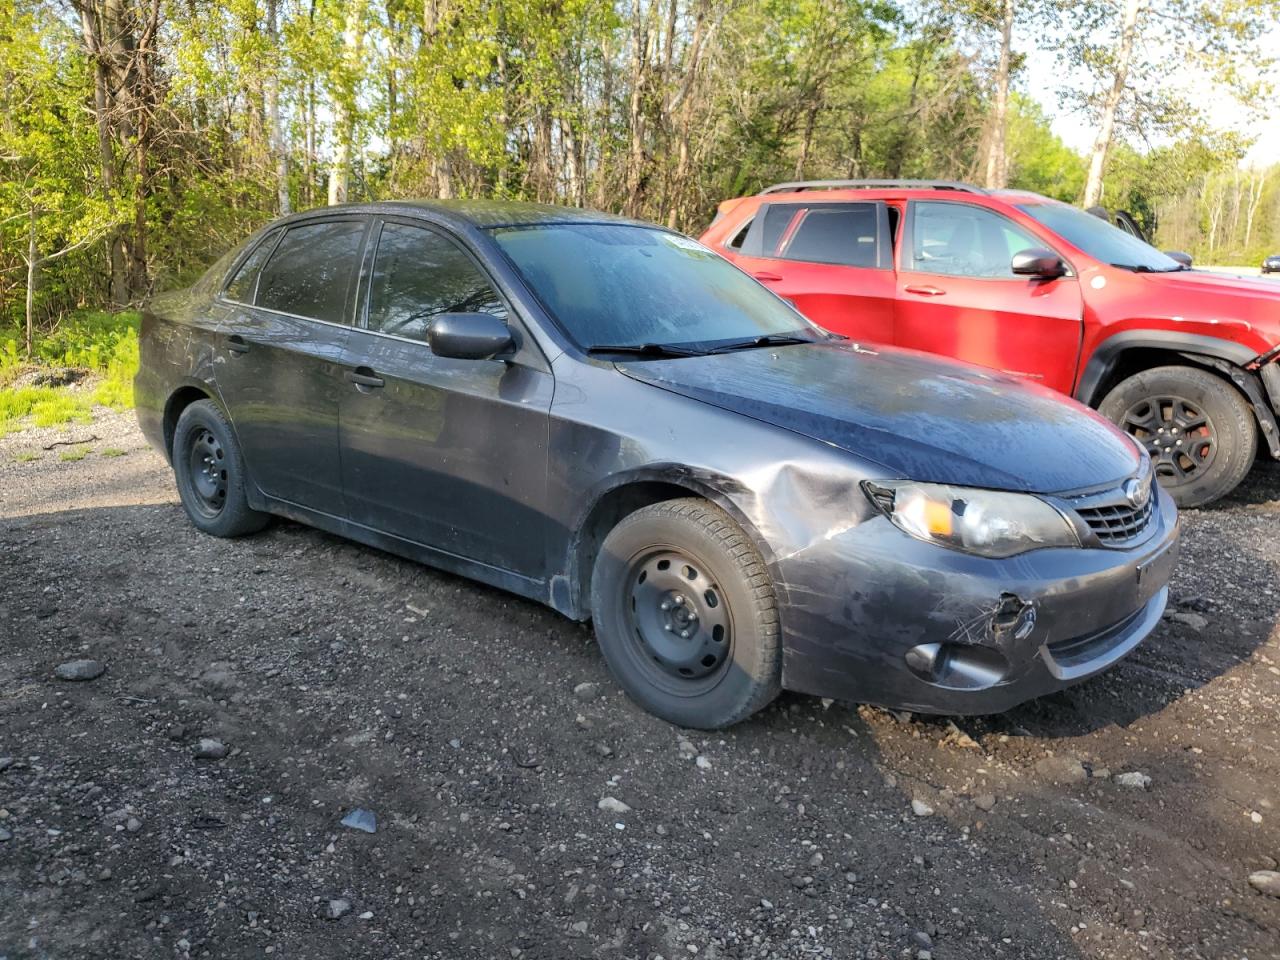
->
489, 223, 818, 352
1017, 202, 1182, 273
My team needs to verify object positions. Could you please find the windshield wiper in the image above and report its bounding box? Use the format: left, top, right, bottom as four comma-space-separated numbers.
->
585, 342, 707, 358
1110, 263, 1182, 273
706, 334, 818, 353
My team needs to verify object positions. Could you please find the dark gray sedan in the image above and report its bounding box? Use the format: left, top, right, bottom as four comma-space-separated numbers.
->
136, 201, 1179, 728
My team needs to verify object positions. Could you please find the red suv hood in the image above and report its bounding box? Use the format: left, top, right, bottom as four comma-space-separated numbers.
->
1132, 270, 1280, 347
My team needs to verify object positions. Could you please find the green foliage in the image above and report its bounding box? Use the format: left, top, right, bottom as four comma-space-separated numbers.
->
0, 309, 139, 430
59, 447, 89, 462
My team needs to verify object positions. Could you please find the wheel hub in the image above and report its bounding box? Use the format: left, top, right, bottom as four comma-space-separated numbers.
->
187, 428, 228, 515
1121, 394, 1216, 481
626, 551, 729, 682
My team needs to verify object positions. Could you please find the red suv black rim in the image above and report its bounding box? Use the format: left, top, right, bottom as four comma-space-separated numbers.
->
1121, 395, 1216, 482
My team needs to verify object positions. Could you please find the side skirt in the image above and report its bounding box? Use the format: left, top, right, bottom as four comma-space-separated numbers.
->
251, 491, 555, 610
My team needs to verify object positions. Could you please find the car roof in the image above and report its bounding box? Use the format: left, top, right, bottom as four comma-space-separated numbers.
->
273, 199, 648, 232
748, 186, 1054, 206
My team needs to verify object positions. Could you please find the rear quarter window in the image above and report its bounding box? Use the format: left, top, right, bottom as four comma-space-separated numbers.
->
223, 230, 281, 303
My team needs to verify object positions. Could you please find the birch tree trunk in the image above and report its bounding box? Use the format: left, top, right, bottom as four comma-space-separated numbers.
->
328, 1, 366, 205
266, 0, 290, 214
1082, 0, 1147, 208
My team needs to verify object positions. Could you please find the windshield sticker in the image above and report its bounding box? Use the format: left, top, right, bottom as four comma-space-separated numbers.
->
663, 233, 709, 253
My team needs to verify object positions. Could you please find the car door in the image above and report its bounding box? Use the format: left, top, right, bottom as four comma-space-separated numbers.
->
215, 217, 367, 516
894, 200, 1083, 393
337, 218, 553, 576
731, 200, 896, 343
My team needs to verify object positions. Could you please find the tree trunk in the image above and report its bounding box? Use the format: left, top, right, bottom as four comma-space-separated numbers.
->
328, 1, 366, 205
266, 0, 290, 214
983, 0, 1014, 189
76, 1, 128, 306
1082, 0, 1147, 208
26, 206, 38, 359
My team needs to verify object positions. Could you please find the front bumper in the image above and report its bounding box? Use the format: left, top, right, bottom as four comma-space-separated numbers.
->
775, 486, 1180, 715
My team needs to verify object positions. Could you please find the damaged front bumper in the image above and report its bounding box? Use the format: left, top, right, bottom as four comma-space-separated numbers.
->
775, 485, 1180, 715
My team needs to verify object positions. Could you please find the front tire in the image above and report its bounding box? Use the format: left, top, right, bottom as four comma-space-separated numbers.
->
1098, 365, 1256, 508
172, 399, 268, 537
590, 498, 782, 729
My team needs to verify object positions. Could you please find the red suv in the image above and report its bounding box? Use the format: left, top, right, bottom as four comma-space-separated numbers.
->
701, 180, 1280, 507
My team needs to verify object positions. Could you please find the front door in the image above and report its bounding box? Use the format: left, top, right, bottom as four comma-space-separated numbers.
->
337, 219, 553, 577
732, 200, 897, 344
216, 217, 367, 516
894, 200, 1083, 394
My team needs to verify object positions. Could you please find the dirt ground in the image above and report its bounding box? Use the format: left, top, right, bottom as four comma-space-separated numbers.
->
2, 409, 1278, 960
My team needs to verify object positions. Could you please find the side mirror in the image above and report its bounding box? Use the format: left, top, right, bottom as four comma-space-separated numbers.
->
426, 312, 514, 360
1164, 251, 1193, 269
1011, 248, 1067, 279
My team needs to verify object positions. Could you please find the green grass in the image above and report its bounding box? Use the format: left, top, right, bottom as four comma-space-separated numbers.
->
100, 447, 126, 457
13, 451, 41, 462
59, 447, 89, 462
0, 310, 139, 429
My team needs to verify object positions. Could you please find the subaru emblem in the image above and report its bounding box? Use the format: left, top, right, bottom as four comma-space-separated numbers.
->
1123, 475, 1150, 509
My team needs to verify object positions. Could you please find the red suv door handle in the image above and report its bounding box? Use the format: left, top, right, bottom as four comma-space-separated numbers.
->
753, 271, 783, 282
904, 284, 946, 297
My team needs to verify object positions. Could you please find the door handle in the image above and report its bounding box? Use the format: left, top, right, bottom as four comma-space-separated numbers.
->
904, 284, 946, 297
346, 368, 385, 389
227, 335, 251, 355
753, 271, 783, 282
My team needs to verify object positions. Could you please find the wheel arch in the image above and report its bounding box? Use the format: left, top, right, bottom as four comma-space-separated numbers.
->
1074, 332, 1255, 407
556, 467, 781, 621
1077, 333, 1280, 459
162, 380, 231, 462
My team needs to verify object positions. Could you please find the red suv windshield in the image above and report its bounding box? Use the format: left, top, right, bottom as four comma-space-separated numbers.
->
1017, 202, 1182, 273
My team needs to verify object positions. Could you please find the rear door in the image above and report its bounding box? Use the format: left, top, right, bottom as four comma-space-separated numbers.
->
894, 200, 1083, 394
337, 218, 553, 577
215, 217, 367, 515
731, 201, 896, 343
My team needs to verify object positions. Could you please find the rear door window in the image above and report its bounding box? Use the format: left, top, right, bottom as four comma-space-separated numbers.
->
365, 222, 507, 343
745, 202, 887, 268
256, 220, 365, 324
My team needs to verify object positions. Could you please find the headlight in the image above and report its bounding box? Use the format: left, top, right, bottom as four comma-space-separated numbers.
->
863, 480, 1079, 558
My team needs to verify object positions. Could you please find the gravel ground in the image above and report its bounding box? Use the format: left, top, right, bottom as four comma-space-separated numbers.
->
1, 409, 1278, 960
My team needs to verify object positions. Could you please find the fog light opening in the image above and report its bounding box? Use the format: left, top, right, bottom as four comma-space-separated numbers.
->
904, 642, 1010, 691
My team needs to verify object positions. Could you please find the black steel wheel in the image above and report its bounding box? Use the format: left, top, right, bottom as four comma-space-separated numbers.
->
172, 399, 269, 537
185, 427, 228, 518
1099, 365, 1256, 508
591, 498, 781, 729
623, 548, 734, 695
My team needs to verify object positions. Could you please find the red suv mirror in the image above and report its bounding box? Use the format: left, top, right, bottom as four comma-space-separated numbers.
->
1011, 248, 1066, 279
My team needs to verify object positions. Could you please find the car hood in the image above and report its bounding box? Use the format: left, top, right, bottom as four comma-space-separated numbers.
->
1150, 269, 1280, 299
617, 342, 1141, 493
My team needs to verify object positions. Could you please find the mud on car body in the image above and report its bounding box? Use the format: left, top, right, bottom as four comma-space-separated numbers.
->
136, 201, 1179, 728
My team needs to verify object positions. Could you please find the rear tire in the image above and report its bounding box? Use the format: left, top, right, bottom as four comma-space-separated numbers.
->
172, 399, 268, 537
1098, 365, 1256, 508
590, 498, 781, 729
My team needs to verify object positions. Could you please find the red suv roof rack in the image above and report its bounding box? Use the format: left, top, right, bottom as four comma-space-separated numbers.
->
759, 179, 987, 195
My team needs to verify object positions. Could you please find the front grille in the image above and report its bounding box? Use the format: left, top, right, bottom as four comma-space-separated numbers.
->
1075, 495, 1155, 545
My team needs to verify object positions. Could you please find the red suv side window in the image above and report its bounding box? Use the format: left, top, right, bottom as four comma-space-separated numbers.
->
745, 202, 889, 269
